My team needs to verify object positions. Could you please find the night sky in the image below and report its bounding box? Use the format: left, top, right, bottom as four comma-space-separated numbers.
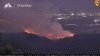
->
0, 0, 100, 33
0, 0, 97, 9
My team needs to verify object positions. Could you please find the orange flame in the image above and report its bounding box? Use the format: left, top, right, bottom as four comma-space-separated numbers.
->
24, 28, 75, 40
46, 31, 75, 40
24, 28, 37, 34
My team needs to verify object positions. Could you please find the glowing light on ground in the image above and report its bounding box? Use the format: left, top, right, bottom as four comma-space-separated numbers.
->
24, 28, 37, 34
24, 28, 75, 40
70, 13, 74, 16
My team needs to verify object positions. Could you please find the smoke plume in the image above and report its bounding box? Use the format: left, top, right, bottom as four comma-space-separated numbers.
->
1, 0, 74, 40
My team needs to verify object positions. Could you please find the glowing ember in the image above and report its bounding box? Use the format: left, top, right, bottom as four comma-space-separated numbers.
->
24, 28, 75, 40
45, 31, 75, 40
24, 28, 37, 34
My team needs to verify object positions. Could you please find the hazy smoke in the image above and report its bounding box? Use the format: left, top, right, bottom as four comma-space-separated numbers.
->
1, 0, 74, 40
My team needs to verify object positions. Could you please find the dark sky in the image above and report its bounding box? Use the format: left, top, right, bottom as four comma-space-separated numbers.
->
0, 0, 100, 33
0, 0, 98, 9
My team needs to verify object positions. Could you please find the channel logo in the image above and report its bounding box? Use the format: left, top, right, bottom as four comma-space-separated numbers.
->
3, 3, 32, 9
4, 3, 12, 8
95, 0, 100, 7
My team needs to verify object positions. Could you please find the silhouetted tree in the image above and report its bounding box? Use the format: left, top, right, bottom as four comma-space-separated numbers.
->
0, 44, 13, 54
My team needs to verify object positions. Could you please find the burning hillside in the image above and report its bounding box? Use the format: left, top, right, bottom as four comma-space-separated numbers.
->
24, 28, 74, 40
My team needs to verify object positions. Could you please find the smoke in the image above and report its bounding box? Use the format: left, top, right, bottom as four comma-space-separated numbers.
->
24, 16, 74, 40
1, 0, 74, 40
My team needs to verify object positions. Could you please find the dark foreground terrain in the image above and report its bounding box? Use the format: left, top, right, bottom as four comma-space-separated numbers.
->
0, 32, 100, 54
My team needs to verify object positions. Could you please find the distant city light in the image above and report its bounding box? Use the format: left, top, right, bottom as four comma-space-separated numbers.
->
70, 13, 74, 16
94, 19, 100, 23
57, 18, 63, 20
82, 15, 87, 17
65, 24, 79, 26
57, 17, 67, 19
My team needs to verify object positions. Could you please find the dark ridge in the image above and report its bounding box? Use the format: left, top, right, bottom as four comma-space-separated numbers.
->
1, 32, 100, 54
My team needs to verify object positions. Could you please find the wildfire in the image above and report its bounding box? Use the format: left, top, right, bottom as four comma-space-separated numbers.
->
46, 31, 75, 40
24, 28, 37, 34
24, 28, 75, 40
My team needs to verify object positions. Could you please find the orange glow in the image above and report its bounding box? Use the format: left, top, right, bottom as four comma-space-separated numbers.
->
45, 31, 75, 40
47, 33, 53, 37
24, 28, 37, 34
24, 28, 75, 40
